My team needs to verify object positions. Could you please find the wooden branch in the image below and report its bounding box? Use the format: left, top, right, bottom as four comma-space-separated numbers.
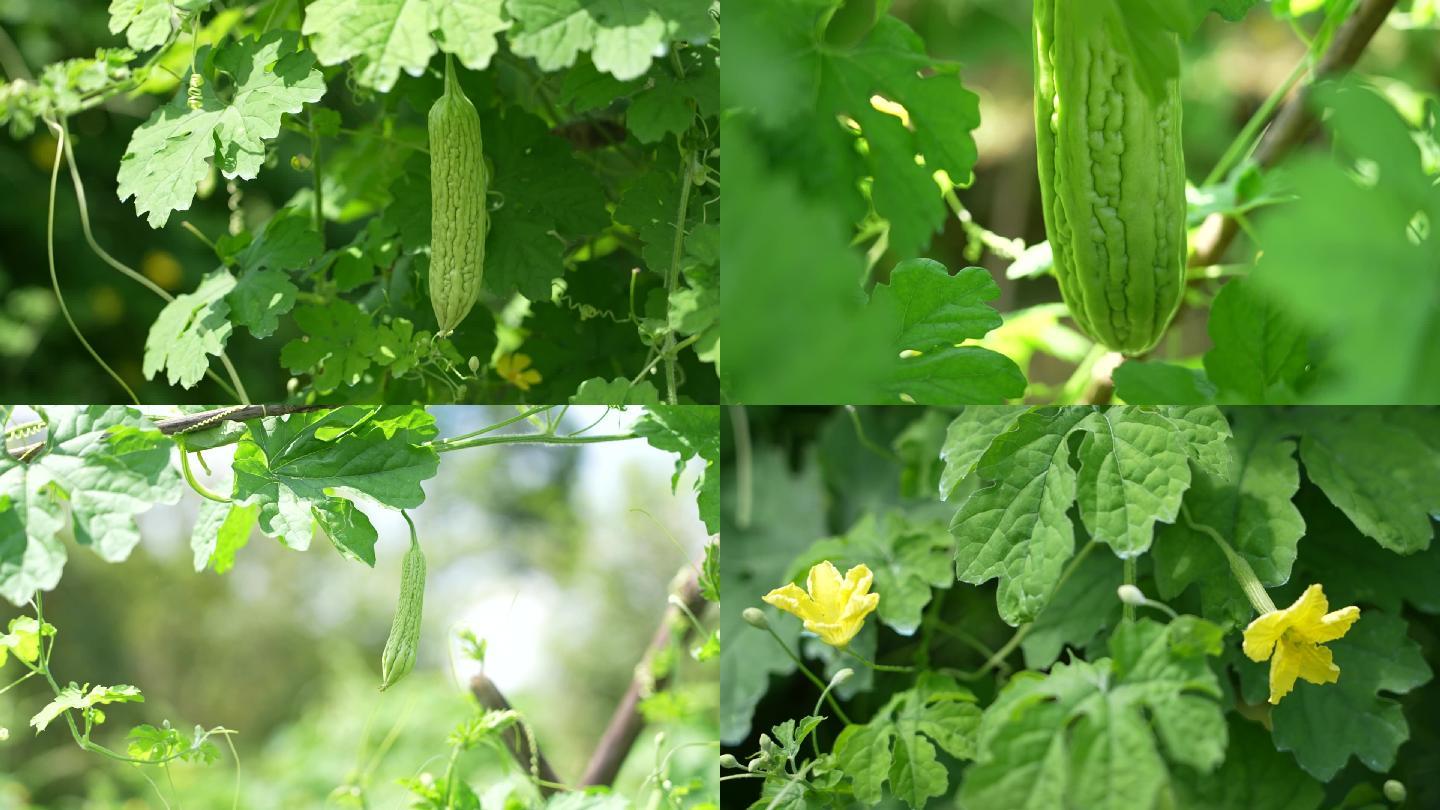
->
580, 566, 707, 788
1191, 0, 1399, 266
150, 405, 324, 435
470, 673, 565, 796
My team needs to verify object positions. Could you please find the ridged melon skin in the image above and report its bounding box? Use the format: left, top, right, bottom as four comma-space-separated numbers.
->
428, 57, 486, 337
1034, 1, 1187, 355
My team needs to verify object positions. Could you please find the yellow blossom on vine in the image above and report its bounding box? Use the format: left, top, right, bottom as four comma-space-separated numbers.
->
1243, 583, 1359, 705
763, 561, 879, 648
496, 353, 542, 391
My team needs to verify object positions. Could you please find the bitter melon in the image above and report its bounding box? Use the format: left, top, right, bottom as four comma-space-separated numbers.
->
1034, 1, 1186, 355
428, 55, 487, 337
380, 516, 426, 691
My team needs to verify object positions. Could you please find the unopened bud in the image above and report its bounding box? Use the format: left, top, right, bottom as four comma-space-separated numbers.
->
468, 356, 481, 374
718, 754, 741, 769
1384, 779, 1406, 803
742, 607, 769, 629
830, 668, 855, 687
1117, 584, 1147, 606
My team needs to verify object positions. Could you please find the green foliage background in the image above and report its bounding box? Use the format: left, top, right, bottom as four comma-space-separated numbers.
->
721, 405, 1440, 809
0, 0, 718, 404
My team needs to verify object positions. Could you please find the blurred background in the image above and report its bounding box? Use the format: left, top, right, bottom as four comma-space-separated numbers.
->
0, 406, 717, 808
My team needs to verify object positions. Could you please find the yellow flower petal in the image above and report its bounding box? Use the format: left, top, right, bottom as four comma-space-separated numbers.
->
1291, 641, 1340, 687
1307, 605, 1360, 644
761, 561, 881, 648
1242, 610, 1288, 661
1268, 638, 1303, 704
763, 582, 816, 619
1242, 582, 1358, 704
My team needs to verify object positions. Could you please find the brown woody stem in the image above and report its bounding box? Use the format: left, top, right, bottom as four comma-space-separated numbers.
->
1191, 0, 1399, 266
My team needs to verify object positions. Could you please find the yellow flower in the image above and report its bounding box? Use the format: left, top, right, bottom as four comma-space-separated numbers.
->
763, 561, 880, 648
1243, 583, 1359, 705
496, 353, 542, 391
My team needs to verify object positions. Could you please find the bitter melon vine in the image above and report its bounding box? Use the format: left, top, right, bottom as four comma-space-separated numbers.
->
1034, 0, 1187, 355
428, 55, 487, 338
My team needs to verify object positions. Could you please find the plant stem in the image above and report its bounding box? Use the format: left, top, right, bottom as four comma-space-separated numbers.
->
760, 625, 852, 725
843, 646, 915, 673
45, 119, 138, 404
60, 121, 247, 402
178, 437, 231, 503
662, 149, 697, 404
728, 406, 753, 530
433, 432, 637, 453
1181, 504, 1277, 614
438, 406, 554, 446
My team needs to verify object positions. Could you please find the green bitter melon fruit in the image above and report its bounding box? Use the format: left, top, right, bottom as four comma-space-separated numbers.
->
428, 55, 487, 337
380, 516, 426, 691
1034, 1, 1187, 355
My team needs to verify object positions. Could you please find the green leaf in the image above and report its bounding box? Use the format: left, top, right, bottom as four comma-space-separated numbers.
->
1075, 408, 1200, 557
108, 0, 181, 51
302, 0, 509, 93
1113, 361, 1217, 406
0, 407, 180, 605
787, 511, 953, 636
0, 616, 54, 667
116, 32, 326, 227
190, 500, 257, 573
431, 0, 512, 73
1169, 716, 1324, 810
281, 302, 422, 394
227, 269, 298, 339
1293, 408, 1440, 554
938, 407, 1024, 499
1294, 481, 1440, 615
507, 0, 714, 81
571, 378, 662, 406
951, 408, 1089, 625
635, 406, 719, 534
871, 260, 1026, 405
143, 269, 235, 389
874, 261, 1003, 353
626, 47, 717, 143
233, 206, 325, 274
1204, 279, 1310, 403
230, 407, 439, 551
31, 683, 144, 733
726, 1, 979, 257
952, 407, 1228, 624
1266, 612, 1433, 780
1248, 82, 1440, 403
1021, 544, 1123, 669
720, 447, 826, 745
1153, 410, 1304, 626
960, 618, 1226, 810
313, 498, 379, 566
834, 674, 981, 808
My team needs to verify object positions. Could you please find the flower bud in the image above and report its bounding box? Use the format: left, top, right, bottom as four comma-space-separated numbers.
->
742, 607, 769, 629
468, 356, 481, 374
1117, 584, 1147, 606
718, 754, 742, 770
830, 668, 855, 687
1384, 779, 1406, 803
